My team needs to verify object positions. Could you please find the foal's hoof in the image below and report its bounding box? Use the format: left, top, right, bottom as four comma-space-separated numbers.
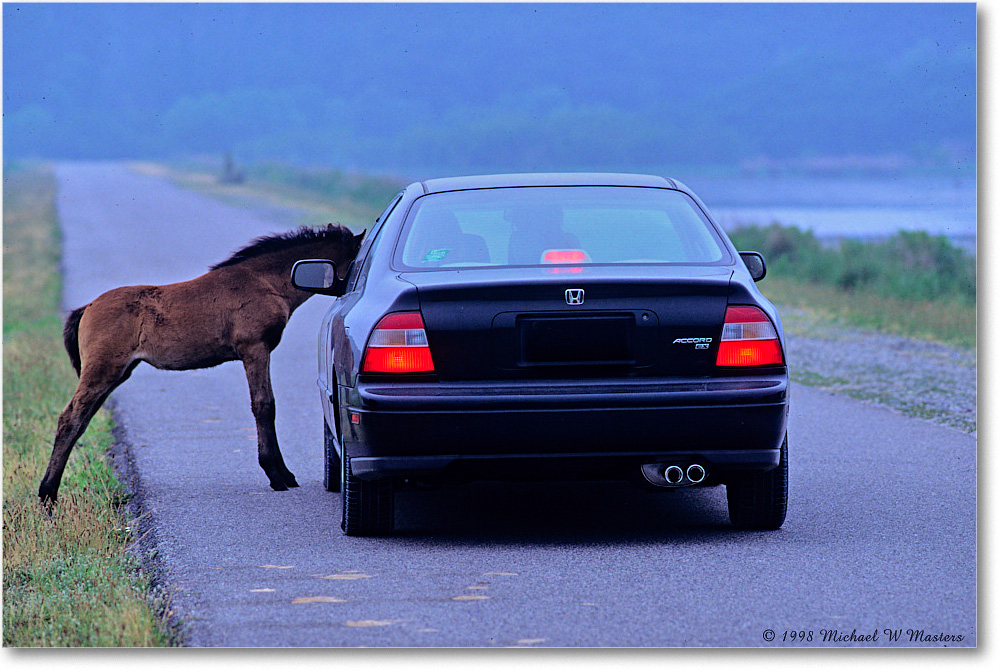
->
38, 490, 58, 516
269, 480, 289, 492
284, 473, 300, 488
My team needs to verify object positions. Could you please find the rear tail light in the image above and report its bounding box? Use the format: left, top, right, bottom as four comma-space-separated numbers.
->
716, 306, 784, 367
361, 312, 435, 374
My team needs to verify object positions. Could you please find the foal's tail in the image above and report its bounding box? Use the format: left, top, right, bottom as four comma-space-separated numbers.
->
63, 306, 87, 377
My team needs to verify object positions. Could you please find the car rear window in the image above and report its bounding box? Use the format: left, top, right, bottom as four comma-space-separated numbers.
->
395, 186, 727, 270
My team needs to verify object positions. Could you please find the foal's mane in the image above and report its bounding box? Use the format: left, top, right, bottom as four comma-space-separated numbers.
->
210, 224, 354, 271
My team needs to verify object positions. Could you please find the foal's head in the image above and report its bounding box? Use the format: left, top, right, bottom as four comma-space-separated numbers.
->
315, 223, 366, 279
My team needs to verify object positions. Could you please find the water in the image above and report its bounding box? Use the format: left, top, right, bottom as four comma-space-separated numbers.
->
681, 174, 977, 251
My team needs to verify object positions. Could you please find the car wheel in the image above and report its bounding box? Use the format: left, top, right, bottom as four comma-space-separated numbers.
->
726, 434, 788, 530
323, 420, 341, 492
341, 449, 395, 536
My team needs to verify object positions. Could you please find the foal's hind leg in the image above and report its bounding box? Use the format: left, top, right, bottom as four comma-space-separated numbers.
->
240, 345, 298, 490
39, 359, 139, 505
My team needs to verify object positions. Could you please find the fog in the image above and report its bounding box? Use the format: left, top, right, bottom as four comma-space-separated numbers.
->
2, 3, 976, 175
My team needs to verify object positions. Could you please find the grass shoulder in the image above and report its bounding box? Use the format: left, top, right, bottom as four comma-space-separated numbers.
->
758, 276, 975, 350
731, 223, 975, 350
2, 166, 171, 646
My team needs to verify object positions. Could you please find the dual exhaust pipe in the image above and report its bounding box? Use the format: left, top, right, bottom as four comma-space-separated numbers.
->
664, 463, 706, 485
641, 462, 708, 488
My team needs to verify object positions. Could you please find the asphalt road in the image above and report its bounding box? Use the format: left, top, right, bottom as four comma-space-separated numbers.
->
54, 162, 977, 647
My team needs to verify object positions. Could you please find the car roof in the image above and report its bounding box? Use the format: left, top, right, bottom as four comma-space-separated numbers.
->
418, 172, 677, 194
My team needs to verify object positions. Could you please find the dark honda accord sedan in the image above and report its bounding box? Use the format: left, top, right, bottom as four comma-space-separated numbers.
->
292, 173, 789, 535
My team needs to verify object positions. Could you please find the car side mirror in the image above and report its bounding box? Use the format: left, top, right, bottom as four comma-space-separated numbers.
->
291, 259, 343, 295
739, 251, 767, 282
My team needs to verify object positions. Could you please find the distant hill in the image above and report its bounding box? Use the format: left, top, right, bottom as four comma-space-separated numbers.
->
2, 3, 975, 174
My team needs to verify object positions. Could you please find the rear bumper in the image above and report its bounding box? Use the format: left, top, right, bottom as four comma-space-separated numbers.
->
340, 374, 788, 481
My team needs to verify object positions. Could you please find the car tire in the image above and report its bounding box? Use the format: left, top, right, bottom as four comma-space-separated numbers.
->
726, 434, 788, 530
323, 420, 341, 492
341, 449, 395, 536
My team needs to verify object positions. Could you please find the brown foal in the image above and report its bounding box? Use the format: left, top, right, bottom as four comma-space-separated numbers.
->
39, 224, 365, 505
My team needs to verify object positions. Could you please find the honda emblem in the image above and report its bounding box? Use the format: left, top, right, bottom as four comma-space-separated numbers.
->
565, 288, 585, 305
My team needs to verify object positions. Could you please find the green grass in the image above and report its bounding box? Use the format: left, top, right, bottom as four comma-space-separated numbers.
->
246, 162, 404, 215
755, 276, 976, 349
2, 166, 171, 646
730, 223, 976, 349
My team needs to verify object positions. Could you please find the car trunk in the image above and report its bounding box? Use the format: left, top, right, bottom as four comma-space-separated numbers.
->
402, 266, 733, 381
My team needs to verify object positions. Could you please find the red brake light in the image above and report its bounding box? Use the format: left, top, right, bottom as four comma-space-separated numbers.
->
716, 306, 784, 367
362, 312, 435, 374
542, 249, 591, 264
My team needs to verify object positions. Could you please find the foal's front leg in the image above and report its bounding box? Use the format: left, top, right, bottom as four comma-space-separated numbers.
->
240, 345, 299, 490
